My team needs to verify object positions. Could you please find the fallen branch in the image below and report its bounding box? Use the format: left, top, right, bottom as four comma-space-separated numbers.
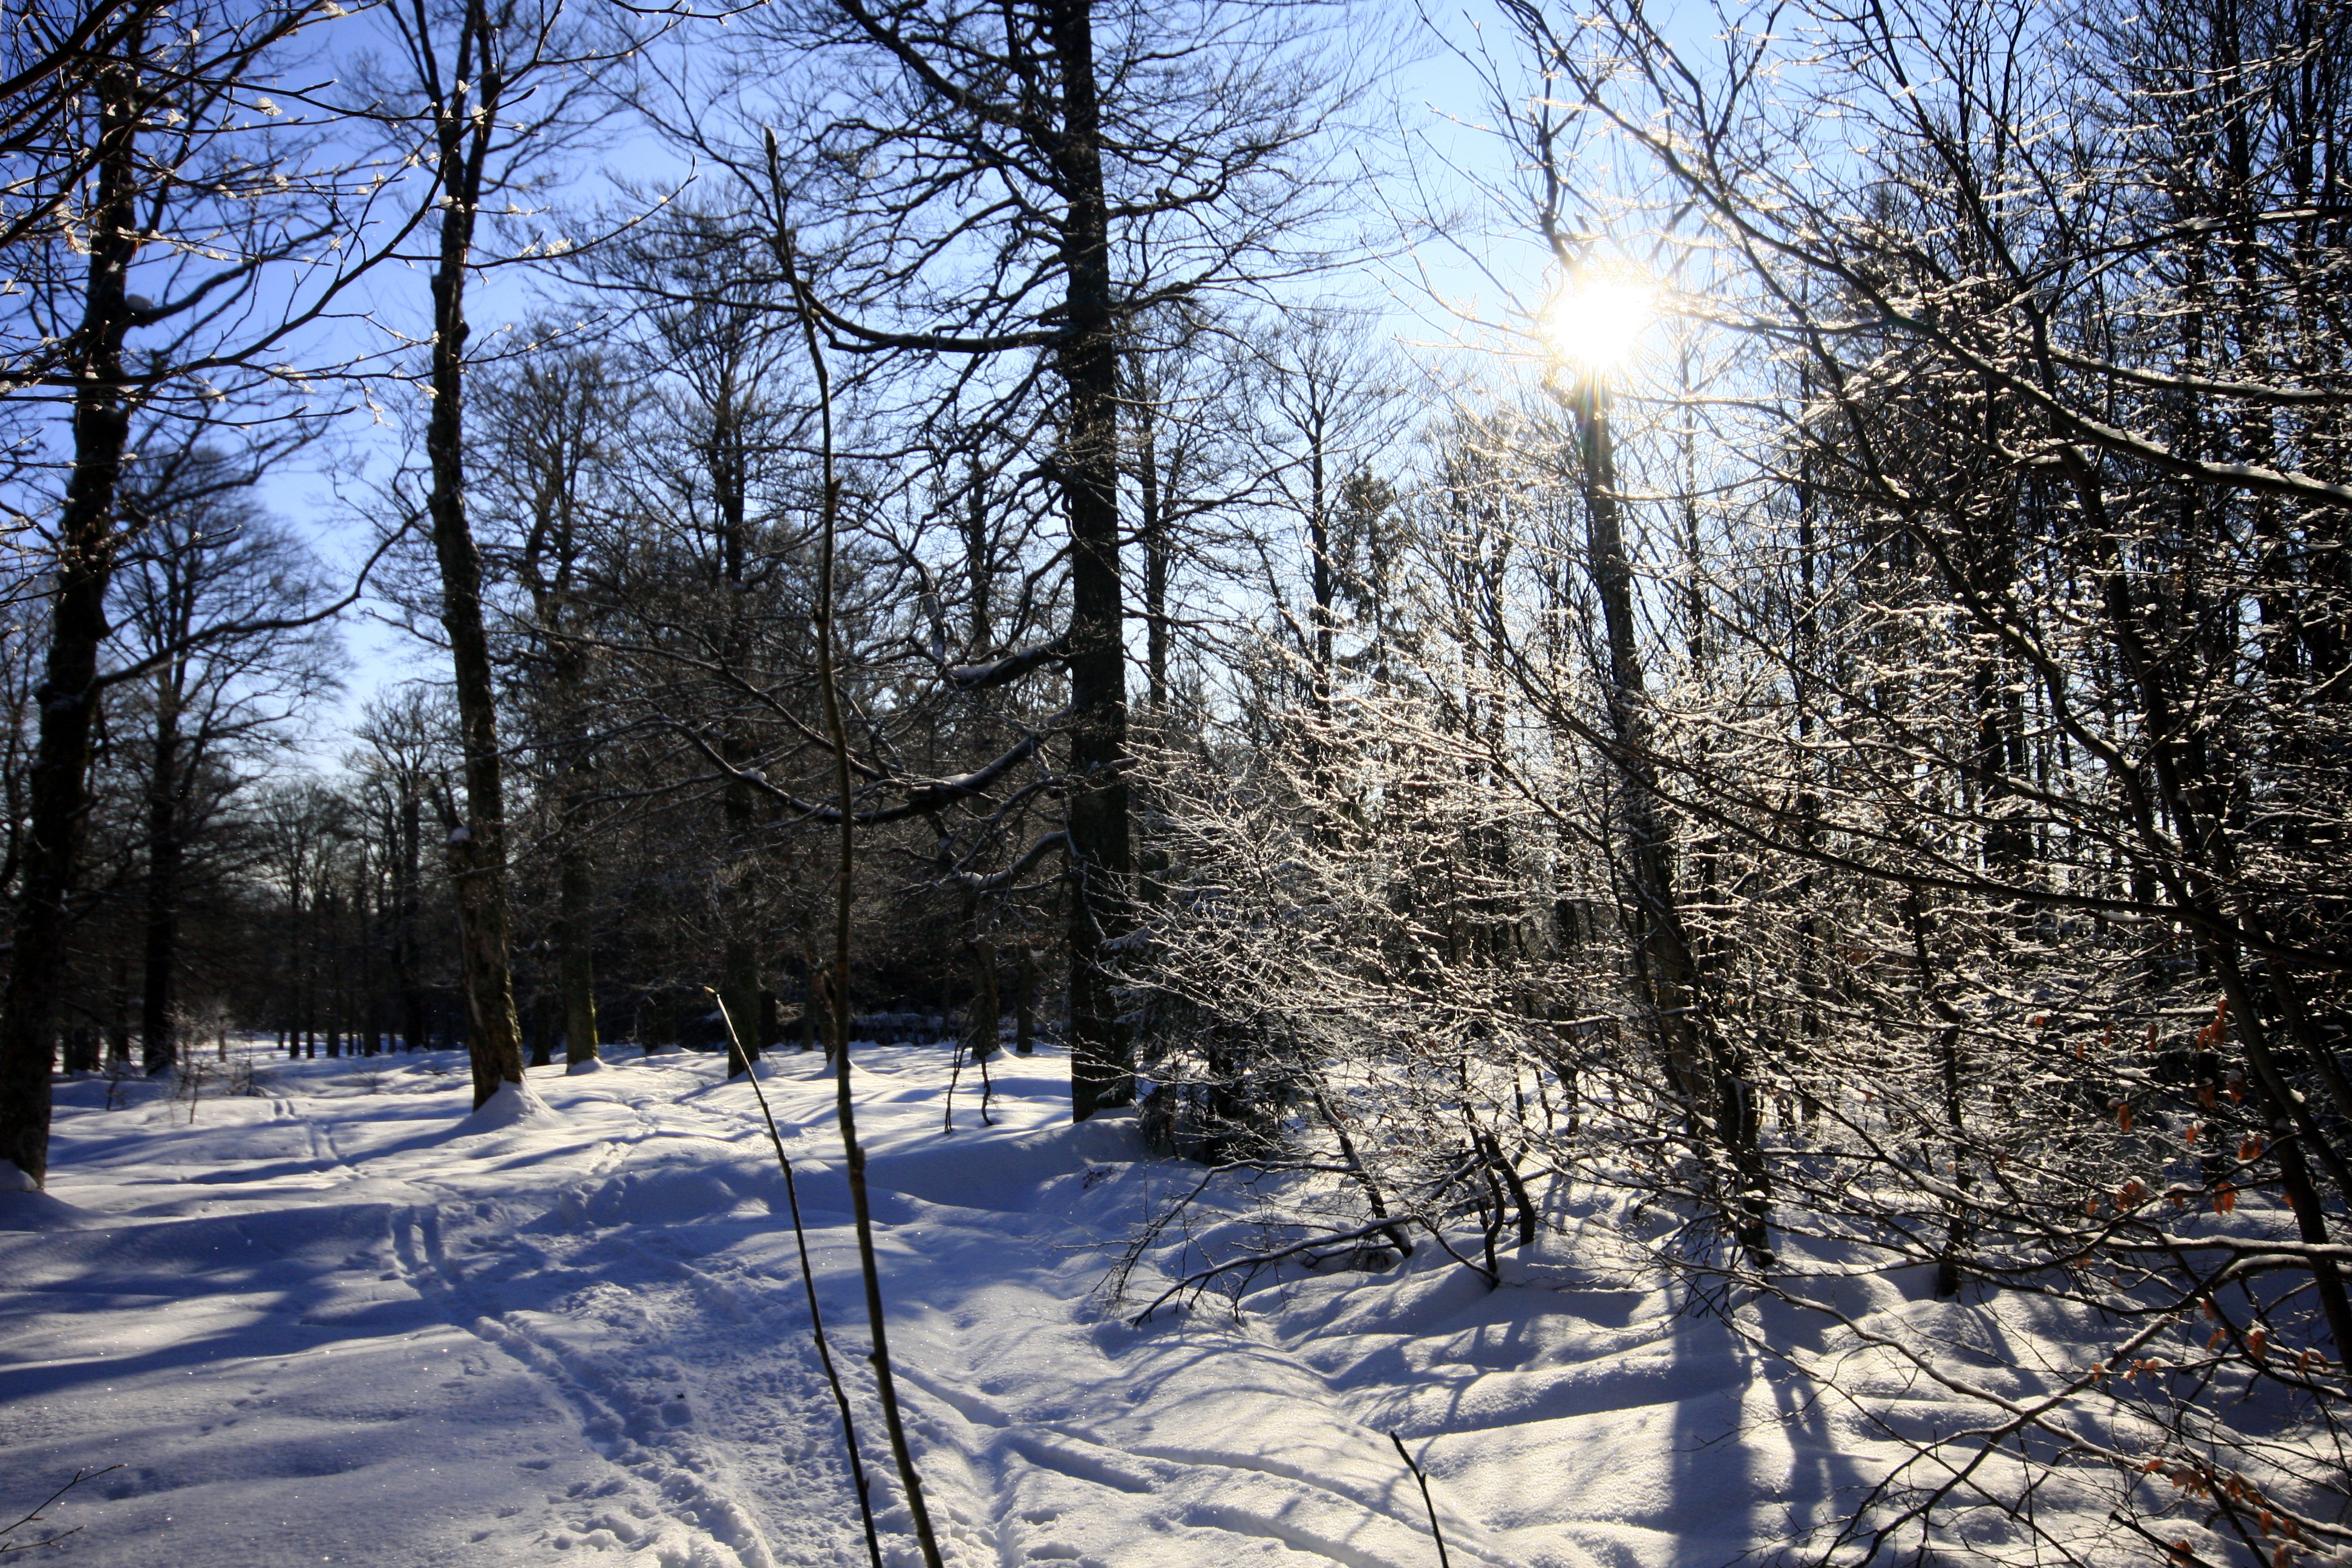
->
1128, 1217, 1412, 1324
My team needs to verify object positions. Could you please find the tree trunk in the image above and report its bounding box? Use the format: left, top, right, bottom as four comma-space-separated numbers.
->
966, 457, 993, 652
557, 818, 599, 1070
1048, 0, 1133, 1122
1567, 376, 1771, 1263
1134, 378, 1169, 711
722, 776, 761, 1080
0, 44, 141, 1184
397, 791, 426, 1052
425, 47, 526, 1111
1015, 941, 1037, 1055
140, 719, 183, 1076
967, 933, 1000, 1061
1307, 408, 1333, 722
107, 983, 131, 1067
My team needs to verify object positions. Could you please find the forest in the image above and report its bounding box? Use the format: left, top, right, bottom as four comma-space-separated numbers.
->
1, 0, 2348, 1561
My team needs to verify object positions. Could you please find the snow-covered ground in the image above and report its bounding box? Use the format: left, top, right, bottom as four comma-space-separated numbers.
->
3, 1043, 1930, 1567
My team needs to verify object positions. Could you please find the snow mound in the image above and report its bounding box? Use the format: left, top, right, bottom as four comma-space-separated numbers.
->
459, 1079, 560, 1130
564, 1056, 606, 1076
579, 1165, 746, 1226
0, 1182, 91, 1231
863, 1108, 1146, 1211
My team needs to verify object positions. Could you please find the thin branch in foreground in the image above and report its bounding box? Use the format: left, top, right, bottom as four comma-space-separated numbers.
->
774, 144, 948, 1568
1388, 1433, 1453, 1568
708, 990, 884, 1568
0, 1466, 122, 1557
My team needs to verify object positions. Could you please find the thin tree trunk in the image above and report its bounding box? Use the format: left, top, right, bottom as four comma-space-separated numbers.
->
966, 457, 993, 652
107, 973, 131, 1067
397, 791, 426, 1052
1566, 376, 1771, 1263
1308, 408, 1333, 722
708, 365, 762, 1082
1015, 941, 1036, 1055
787, 232, 948, 1568
967, 932, 999, 1061
557, 817, 599, 1070
1134, 378, 1169, 711
140, 717, 183, 1076
722, 776, 761, 1080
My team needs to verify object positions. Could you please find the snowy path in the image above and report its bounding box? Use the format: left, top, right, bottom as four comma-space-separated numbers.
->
2, 1047, 1895, 1567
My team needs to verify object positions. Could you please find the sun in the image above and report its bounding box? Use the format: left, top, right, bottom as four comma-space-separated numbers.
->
1540, 272, 1655, 373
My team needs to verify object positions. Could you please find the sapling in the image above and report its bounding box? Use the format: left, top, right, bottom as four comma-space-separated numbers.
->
1388, 1433, 1452, 1568
708, 989, 884, 1568
776, 182, 947, 1568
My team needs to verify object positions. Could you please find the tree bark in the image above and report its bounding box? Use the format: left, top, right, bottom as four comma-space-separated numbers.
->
1307, 405, 1333, 723
1566, 376, 1771, 1263
965, 457, 993, 652
424, 18, 525, 1110
1015, 941, 1037, 1054
396, 790, 427, 1051
139, 713, 182, 1076
792, 251, 949, 1568
967, 932, 1000, 1060
557, 815, 599, 1070
0, 41, 141, 1183
722, 776, 762, 1080
1132, 374, 1169, 711
1047, 0, 1133, 1122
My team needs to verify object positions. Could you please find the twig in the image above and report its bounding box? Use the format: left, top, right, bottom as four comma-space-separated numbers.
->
1129, 1217, 1409, 1324
707, 990, 884, 1568
0, 1465, 121, 1557
774, 142, 948, 1568
1388, 1433, 1453, 1568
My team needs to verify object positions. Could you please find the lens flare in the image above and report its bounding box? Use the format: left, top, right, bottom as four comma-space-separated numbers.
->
1541, 273, 1655, 372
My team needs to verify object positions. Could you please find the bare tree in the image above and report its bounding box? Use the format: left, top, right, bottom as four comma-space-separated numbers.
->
0, 0, 423, 1181
472, 345, 631, 1071
613, 0, 1360, 1117
1107, 0, 2352, 1561
351, 687, 461, 1053
351, 0, 649, 1108
109, 448, 343, 1073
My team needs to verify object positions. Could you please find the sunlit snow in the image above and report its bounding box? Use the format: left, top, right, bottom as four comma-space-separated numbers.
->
5, 1042, 1956, 1567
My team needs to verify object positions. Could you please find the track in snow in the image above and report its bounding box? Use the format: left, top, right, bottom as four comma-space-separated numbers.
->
2, 1044, 1924, 1568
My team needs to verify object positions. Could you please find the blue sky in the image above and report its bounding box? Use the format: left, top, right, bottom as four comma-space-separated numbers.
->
240, 0, 1561, 768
